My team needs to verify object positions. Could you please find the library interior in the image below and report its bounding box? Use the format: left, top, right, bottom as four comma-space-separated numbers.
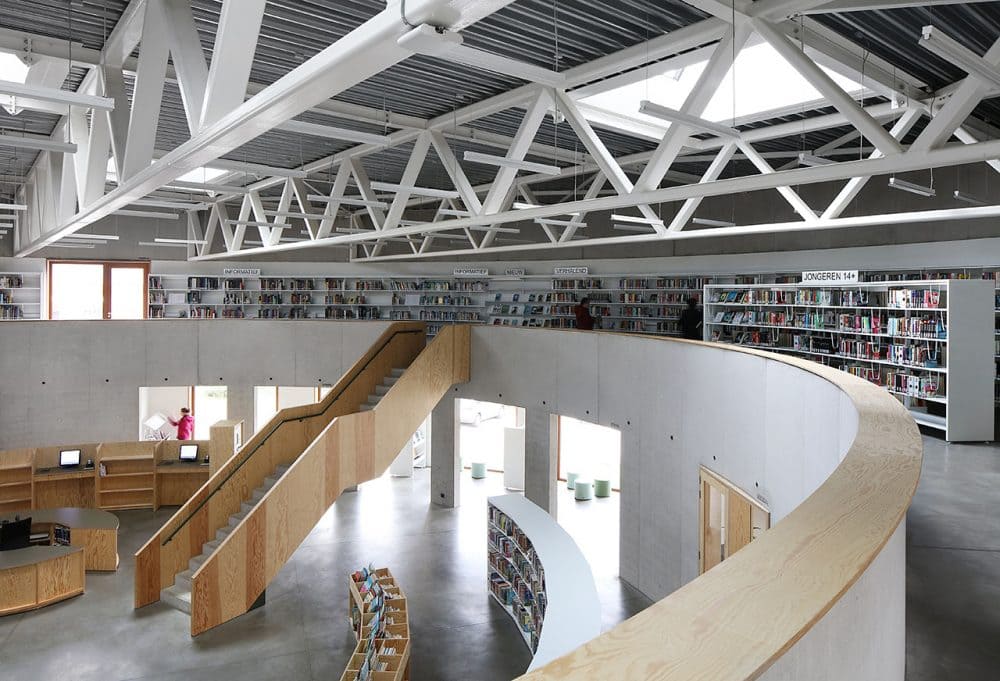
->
1, 1, 999, 680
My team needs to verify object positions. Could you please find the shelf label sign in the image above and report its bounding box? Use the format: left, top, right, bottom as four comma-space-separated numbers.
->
801, 270, 858, 285
223, 268, 261, 276
454, 267, 489, 277
505, 268, 526, 277
554, 266, 589, 275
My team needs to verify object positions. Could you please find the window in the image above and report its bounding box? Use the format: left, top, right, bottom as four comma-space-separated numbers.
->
193, 386, 228, 440
48, 260, 149, 320
253, 386, 326, 433
138, 386, 229, 440
558, 415, 621, 490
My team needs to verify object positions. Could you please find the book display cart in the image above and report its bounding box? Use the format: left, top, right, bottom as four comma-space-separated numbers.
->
704, 279, 995, 441
487, 494, 600, 673
342, 566, 410, 681
0, 271, 42, 319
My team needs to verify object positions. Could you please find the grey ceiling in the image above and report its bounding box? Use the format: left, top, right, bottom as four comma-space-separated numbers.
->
0, 0, 998, 202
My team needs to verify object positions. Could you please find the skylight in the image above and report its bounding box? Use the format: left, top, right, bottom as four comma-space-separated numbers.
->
580, 38, 866, 132
106, 158, 227, 183
0, 52, 29, 83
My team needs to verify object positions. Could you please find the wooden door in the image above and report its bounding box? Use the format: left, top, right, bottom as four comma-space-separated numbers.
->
699, 467, 770, 574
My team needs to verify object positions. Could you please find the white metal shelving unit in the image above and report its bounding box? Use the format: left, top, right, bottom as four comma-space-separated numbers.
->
704, 279, 994, 441
0, 271, 43, 320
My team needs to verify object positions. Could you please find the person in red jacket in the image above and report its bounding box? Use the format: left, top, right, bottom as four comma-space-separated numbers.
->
168, 407, 194, 440
574, 296, 595, 331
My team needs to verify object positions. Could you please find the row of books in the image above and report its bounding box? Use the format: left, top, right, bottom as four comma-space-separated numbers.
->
618, 277, 706, 290
0, 305, 25, 319
418, 311, 481, 322
842, 365, 943, 398
0, 275, 24, 288
618, 292, 691, 304
553, 278, 605, 290
711, 288, 944, 309
838, 339, 942, 368
887, 289, 942, 309
346, 565, 408, 681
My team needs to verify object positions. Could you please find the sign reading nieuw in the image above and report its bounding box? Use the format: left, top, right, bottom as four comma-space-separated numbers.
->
223, 268, 261, 276
454, 267, 489, 277
554, 266, 589, 275
504, 268, 526, 277
801, 270, 859, 285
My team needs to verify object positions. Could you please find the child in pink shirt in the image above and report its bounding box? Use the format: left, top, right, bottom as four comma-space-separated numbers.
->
168, 407, 195, 440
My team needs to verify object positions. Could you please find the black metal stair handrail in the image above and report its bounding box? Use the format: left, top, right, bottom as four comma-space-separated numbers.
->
161, 327, 423, 546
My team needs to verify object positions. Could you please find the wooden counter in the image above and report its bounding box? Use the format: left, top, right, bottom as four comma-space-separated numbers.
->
0, 545, 85, 616
155, 463, 210, 508
2, 508, 120, 572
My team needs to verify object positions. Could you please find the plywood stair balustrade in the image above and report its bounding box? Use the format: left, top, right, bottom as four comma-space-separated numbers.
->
134, 322, 470, 636
134, 322, 427, 615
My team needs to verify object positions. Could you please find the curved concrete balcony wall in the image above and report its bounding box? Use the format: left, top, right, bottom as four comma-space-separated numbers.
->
454, 327, 921, 681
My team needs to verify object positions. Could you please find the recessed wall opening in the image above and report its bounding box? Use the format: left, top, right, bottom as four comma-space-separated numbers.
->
253, 385, 331, 434
139, 385, 229, 440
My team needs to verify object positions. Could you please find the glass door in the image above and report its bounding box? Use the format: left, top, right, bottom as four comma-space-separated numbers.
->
109, 264, 148, 319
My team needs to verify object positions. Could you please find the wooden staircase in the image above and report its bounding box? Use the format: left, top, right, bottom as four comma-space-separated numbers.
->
133, 323, 470, 635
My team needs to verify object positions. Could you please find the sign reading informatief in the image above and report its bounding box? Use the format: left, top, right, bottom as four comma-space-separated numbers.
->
505, 268, 526, 277
454, 267, 489, 277
554, 266, 589, 275
223, 268, 261, 276
801, 270, 859, 285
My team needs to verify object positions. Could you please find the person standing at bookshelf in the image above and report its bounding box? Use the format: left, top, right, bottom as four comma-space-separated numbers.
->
575, 296, 595, 331
168, 407, 194, 440
680, 297, 703, 340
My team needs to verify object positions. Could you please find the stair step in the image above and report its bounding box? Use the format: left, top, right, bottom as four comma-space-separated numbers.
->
201, 539, 220, 555
383, 377, 400, 387
161, 584, 192, 615
216, 525, 233, 541
229, 509, 249, 527
175, 569, 194, 590
275, 464, 290, 475
390, 368, 405, 378
188, 553, 208, 572
367, 394, 381, 405
360, 404, 374, 412
374, 384, 391, 396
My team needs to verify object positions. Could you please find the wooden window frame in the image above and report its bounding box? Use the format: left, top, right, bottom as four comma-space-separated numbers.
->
47, 259, 150, 320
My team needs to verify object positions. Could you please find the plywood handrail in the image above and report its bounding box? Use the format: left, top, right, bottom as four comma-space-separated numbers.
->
511, 337, 922, 681
134, 322, 426, 609
187, 325, 470, 635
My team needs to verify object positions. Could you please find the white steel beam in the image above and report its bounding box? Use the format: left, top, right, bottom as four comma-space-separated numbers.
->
480, 89, 552, 216
737, 141, 819, 222
276, 120, 391, 146
0, 80, 114, 111
314, 162, 352, 239
429, 131, 484, 216
0, 134, 75, 154
635, 22, 752, 192
383, 132, 433, 235
198, 0, 268, 131
349, 160, 388, 231
121, 0, 170, 181
822, 107, 923, 220
801, 0, 993, 13
160, 0, 209, 134
668, 142, 737, 231
752, 18, 902, 157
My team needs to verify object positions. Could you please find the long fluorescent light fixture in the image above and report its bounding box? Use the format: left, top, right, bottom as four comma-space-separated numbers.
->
0, 80, 115, 111
0, 203, 27, 211
437, 208, 473, 217
138, 241, 188, 248
0, 134, 76, 154
306, 194, 389, 209
534, 218, 588, 228
165, 180, 248, 194
48, 243, 95, 249
115, 210, 180, 219
65, 234, 120, 241
638, 101, 741, 139
613, 223, 657, 233
276, 120, 390, 146
919, 26, 1000, 90
611, 214, 665, 227
953, 190, 987, 206
463, 151, 561, 176
798, 153, 834, 167
692, 217, 736, 227
888, 177, 935, 197
154, 238, 206, 245
263, 211, 327, 220
513, 201, 541, 210
467, 226, 520, 234
370, 182, 460, 199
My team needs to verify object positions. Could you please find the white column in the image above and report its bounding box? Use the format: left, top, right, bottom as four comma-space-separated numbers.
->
524, 408, 558, 517
430, 397, 461, 508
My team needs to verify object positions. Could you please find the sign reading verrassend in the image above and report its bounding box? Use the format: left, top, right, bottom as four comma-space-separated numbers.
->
801, 270, 859, 285
223, 268, 261, 276
454, 267, 489, 277
505, 268, 526, 277
554, 266, 589, 275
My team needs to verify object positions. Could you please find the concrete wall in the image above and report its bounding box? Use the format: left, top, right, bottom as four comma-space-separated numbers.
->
454, 327, 901, 680
0, 320, 389, 449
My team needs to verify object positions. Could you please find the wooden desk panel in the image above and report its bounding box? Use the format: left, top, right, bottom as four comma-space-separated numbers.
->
33, 474, 96, 509
0, 546, 85, 615
156, 466, 210, 508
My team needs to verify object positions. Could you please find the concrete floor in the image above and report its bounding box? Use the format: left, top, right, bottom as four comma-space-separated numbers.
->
0, 434, 995, 680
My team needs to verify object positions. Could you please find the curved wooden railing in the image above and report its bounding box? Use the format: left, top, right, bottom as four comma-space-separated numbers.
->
134, 321, 427, 609
513, 337, 923, 681
187, 324, 470, 634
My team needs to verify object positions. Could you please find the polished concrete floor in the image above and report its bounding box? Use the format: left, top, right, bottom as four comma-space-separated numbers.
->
0, 434, 996, 680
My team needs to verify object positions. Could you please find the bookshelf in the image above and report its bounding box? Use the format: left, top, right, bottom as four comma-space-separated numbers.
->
0, 271, 42, 320
342, 565, 410, 681
704, 280, 995, 441
0, 449, 34, 513
96, 442, 158, 511
487, 494, 601, 672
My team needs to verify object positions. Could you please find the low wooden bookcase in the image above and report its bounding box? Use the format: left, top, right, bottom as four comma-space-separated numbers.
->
341, 566, 410, 681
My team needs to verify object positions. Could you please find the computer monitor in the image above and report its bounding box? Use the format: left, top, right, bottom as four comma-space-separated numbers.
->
0, 517, 31, 551
59, 449, 81, 468
179, 444, 199, 462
